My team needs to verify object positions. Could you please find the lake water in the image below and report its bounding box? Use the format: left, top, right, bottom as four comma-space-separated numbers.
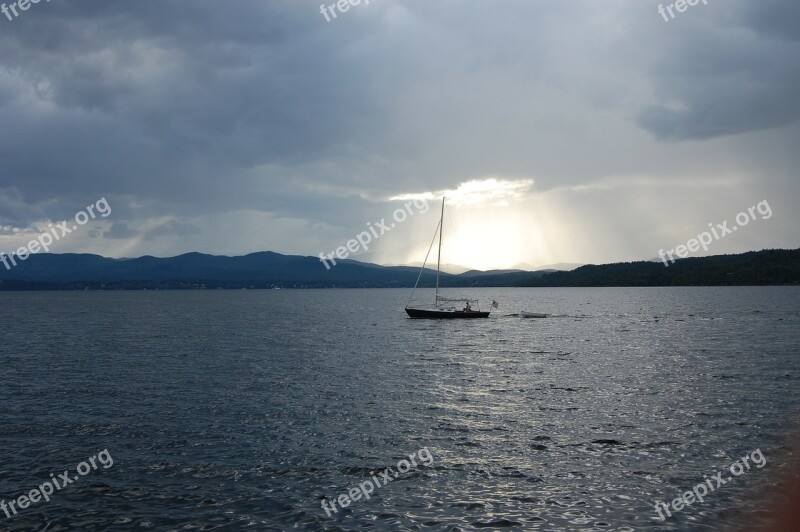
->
1, 287, 798, 531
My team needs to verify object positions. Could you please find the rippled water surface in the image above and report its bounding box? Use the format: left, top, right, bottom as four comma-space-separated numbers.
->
1, 287, 799, 531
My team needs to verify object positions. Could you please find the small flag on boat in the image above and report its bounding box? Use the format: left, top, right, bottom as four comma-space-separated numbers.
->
491, 300, 499, 308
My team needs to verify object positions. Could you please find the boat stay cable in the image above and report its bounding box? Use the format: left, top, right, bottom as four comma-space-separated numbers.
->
405, 218, 441, 309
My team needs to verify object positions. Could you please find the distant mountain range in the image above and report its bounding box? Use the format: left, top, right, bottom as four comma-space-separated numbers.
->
382, 261, 476, 275
0, 251, 543, 290
0, 248, 798, 290
518, 249, 800, 287
381, 261, 583, 274
511, 262, 583, 272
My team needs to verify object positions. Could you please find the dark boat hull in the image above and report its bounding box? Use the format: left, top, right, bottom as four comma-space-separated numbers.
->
405, 308, 490, 319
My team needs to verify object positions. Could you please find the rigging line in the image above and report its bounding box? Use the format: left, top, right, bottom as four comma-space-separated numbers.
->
445, 207, 462, 249
441, 207, 462, 292
406, 218, 441, 309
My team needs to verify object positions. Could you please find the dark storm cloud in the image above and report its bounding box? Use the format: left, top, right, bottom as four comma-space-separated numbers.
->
145, 220, 201, 240
103, 222, 136, 240
740, 0, 800, 42
0, 0, 797, 263
0, 0, 384, 220
638, 0, 800, 141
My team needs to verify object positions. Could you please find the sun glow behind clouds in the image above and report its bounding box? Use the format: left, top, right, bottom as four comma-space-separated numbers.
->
389, 178, 534, 207
389, 178, 543, 270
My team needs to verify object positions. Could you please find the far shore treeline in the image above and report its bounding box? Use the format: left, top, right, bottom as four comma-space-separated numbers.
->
0, 248, 798, 290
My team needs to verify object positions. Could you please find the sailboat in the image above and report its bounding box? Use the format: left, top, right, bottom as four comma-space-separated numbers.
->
405, 198, 490, 319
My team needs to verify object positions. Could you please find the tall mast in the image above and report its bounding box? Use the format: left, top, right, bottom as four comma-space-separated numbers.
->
435, 197, 444, 307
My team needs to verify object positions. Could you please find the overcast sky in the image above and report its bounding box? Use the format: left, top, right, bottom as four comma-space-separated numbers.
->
1, 0, 798, 270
